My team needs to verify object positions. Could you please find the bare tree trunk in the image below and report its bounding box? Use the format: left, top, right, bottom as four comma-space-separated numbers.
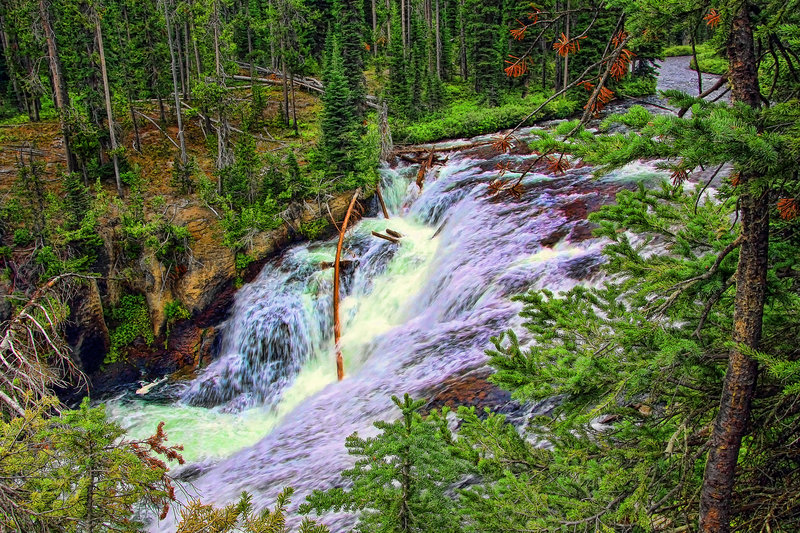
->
401, 0, 407, 51
176, 20, 187, 98
213, 2, 222, 79
371, 0, 377, 56
333, 189, 362, 381
282, 57, 290, 126
184, 22, 192, 98
699, 4, 767, 532
93, 9, 122, 197
435, 0, 441, 78
458, 0, 467, 79
38, 0, 77, 173
290, 71, 298, 136
0, 20, 24, 113
189, 0, 203, 78
162, 0, 188, 165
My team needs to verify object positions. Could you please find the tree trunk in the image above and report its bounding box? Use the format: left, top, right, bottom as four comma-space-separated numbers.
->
401, 0, 407, 52
435, 0, 441, 79
333, 189, 361, 381
184, 22, 192, 98
282, 57, 290, 126
371, 0, 377, 56
94, 10, 122, 197
290, 71, 298, 136
176, 18, 187, 99
563, 0, 570, 91
0, 20, 24, 113
458, 0, 467, 79
38, 0, 77, 173
699, 3, 767, 532
163, 0, 188, 164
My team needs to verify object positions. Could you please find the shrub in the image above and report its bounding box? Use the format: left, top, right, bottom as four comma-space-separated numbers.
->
107, 293, 154, 363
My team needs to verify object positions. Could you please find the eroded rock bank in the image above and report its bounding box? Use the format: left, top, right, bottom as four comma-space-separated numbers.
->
64, 187, 376, 402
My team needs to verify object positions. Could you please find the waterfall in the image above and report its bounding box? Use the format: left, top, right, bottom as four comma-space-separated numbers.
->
109, 128, 669, 531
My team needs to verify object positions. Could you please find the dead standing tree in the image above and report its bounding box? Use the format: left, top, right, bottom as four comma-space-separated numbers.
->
333, 189, 362, 380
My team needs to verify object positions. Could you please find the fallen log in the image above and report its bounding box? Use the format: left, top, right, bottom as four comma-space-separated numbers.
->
372, 231, 400, 244
320, 259, 357, 269
376, 182, 390, 219
416, 150, 435, 189
385, 229, 403, 239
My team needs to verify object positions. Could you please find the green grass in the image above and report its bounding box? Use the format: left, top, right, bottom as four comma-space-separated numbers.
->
663, 43, 728, 75
392, 91, 581, 144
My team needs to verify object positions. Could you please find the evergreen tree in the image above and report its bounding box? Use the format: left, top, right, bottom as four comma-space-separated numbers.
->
334, 0, 367, 120
319, 35, 358, 178
387, 1, 410, 116
301, 395, 468, 533
465, 0, 503, 105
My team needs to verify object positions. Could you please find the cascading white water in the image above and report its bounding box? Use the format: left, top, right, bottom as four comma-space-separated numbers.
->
103, 125, 675, 531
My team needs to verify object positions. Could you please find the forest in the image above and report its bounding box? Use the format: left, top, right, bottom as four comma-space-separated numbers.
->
0, 0, 799, 530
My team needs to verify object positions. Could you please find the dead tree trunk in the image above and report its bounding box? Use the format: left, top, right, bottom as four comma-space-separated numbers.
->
38, 0, 77, 173
94, 10, 122, 197
333, 189, 361, 381
162, 0, 188, 164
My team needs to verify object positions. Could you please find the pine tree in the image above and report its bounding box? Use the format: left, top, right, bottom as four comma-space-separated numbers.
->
319, 35, 358, 178
300, 395, 468, 532
334, 0, 367, 120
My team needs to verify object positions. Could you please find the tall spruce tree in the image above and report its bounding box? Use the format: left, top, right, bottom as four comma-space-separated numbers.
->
319, 35, 358, 177
335, 0, 367, 121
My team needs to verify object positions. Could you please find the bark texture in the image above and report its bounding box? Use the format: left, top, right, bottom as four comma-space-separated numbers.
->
699, 3, 768, 531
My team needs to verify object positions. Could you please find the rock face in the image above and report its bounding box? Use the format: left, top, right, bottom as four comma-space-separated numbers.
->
66, 187, 374, 400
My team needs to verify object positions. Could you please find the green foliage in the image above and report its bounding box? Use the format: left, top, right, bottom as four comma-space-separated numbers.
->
298, 218, 329, 240
394, 92, 580, 144
164, 300, 191, 323
0, 397, 183, 532
107, 293, 154, 363
235, 252, 256, 271
615, 76, 657, 98
220, 197, 283, 250
177, 487, 329, 533
163, 300, 191, 347
172, 156, 201, 195
301, 394, 468, 532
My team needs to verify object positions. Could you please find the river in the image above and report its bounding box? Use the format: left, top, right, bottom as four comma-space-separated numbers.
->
107, 57, 724, 530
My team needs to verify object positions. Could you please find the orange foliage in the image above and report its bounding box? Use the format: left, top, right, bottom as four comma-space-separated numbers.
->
582, 84, 615, 115
670, 167, 690, 186
510, 20, 528, 41
545, 154, 571, 175
492, 134, 516, 153
730, 173, 741, 187
496, 161, 514, 176
704, 9, 721, 28
778, 198, 798, 220
553, 33, 585, 57
504, 55, 528, 77
610, 49, 636, 80
364, 42, 371, 51
527, 3, 541, 23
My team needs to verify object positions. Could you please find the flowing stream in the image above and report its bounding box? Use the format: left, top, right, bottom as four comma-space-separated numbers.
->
106, 58, 720, 530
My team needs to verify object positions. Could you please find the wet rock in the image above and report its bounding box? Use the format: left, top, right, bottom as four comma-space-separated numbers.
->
65, 278, 110, 376
423, 367, 515, 415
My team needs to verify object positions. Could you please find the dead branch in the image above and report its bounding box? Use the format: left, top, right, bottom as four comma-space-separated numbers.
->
376, 182, 390, 219
0, 274, 92, 417
371, 231, 400, 244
